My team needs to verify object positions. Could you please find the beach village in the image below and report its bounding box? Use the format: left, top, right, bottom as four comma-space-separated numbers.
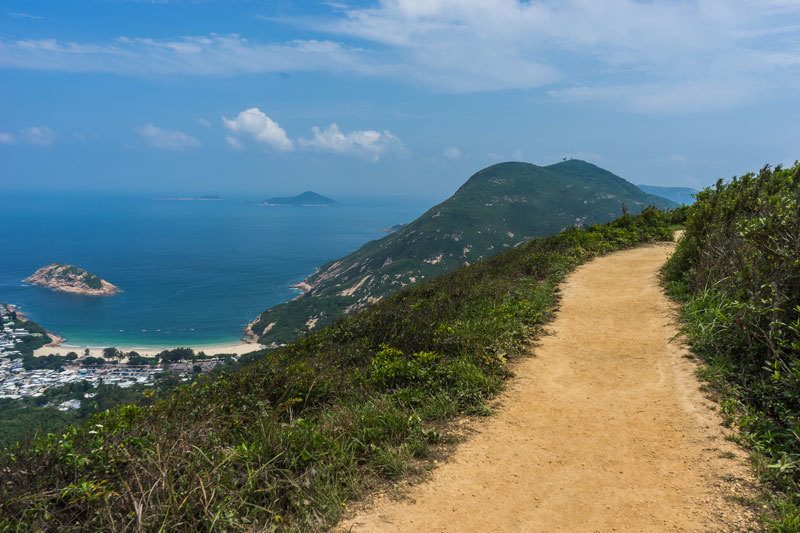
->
0, 304, 231, 407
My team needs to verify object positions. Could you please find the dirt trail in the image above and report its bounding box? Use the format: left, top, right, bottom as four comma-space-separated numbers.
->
342, 242, 758, 532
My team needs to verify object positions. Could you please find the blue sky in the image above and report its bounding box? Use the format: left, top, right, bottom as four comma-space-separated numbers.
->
1, 0, 799, 197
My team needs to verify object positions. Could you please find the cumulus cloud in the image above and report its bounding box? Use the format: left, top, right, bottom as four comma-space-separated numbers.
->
136, 124, 200, 151
221, 107, 404, 160
442, 147, 461, 160
20, 126, 55, 146
222, 108, 293, 151
298, 123, 405, 161
0, 132, 15, 145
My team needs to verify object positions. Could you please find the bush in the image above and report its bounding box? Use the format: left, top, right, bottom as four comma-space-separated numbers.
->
157, 347, 194, 363
80, 357, 106, 367
102, 347, 121, 359
663, 162, 800, 526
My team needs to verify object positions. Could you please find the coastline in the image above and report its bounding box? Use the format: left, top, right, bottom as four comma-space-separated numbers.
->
34, 340, 264, 358
21, 269, 313, 360
289, 280, 314, 293
12, 301, 266, 359
44, 331, 64, 347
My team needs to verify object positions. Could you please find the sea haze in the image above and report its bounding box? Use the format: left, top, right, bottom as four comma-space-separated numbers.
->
0, 192, 431, 348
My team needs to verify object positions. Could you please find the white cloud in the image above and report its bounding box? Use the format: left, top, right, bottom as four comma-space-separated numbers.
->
0, 35, 371, 77
136, 124, 200, 151
221, 106, 404, 159
665, 153, 689, 163
20, 126, 55, 146
306, 0, 800, 106
195, 117, 211, 127
298, 123, 405, 161
511, 149, 525, 161
442, 146, 461, 160
2, 1, 797, 111
0, 132, 15, 145
223, 108, 293, 151
9, 12, 48, 21
548, 81, 756, 114
225, 135, 243, 150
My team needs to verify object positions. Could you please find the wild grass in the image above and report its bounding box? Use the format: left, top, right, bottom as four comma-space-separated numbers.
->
663, 162, 800, 531
0, 208, 673, 531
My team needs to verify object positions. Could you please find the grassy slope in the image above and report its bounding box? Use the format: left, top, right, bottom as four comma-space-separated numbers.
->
0, 209, 674, 531
252, 160, 676, 344
663, 162, 800, 529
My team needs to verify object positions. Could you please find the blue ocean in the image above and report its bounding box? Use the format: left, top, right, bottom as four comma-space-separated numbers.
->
0, 192, 431, 348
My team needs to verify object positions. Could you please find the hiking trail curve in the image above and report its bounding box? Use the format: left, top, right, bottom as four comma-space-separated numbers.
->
341, 241, 758, 532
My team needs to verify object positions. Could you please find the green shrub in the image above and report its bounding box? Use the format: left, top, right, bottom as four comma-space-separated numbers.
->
664, 162, 800, 527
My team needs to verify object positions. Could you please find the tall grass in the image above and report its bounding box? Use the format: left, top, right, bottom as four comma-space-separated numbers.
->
663, 162, 800, 530
0, 209, 673, 531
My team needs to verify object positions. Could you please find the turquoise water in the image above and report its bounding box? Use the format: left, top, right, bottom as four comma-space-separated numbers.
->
0, 192, 430, 348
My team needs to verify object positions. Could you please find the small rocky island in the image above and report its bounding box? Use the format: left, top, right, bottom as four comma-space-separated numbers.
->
24, 263, 120, 296
259, 191, 336, 207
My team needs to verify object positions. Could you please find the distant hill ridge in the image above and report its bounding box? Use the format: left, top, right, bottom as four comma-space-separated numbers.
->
248, 160, 676, 344
260, 191, 336, 206
635, 184, 697, 206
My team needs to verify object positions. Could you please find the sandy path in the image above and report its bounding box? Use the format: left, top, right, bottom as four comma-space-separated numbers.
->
342, 242, 757, 532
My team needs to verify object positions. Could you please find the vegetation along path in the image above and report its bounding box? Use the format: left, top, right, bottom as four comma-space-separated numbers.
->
344, 241, 758, 531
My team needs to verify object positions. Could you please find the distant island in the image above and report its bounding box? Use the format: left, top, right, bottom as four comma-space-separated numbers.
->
156, 195, 222, 201
24, 264, 120, 296
259, 191, 336, 207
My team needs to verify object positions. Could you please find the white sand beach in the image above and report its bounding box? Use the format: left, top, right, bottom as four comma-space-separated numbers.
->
34, 340, 264, 358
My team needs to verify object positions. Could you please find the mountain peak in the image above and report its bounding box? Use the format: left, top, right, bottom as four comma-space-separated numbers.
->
249, 160, 676, 344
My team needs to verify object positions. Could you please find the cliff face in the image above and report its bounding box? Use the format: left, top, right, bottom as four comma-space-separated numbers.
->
24, 264, 120, 296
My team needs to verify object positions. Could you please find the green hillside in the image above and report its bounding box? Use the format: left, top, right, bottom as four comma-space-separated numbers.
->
0, 209, 674, 531
250, 160, 676, 344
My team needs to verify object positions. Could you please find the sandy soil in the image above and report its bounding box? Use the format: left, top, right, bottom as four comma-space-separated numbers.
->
342, 242, 759, 532
34, 341, 264, 358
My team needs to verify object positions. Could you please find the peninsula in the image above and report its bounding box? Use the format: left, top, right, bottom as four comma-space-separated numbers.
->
24, 263, 120, 296
259, 191, 336, 207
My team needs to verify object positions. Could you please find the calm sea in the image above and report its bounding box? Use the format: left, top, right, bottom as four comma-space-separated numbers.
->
0, 192, 431, 348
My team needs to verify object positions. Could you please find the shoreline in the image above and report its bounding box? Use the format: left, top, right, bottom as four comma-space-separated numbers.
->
34, 339, 264, 358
